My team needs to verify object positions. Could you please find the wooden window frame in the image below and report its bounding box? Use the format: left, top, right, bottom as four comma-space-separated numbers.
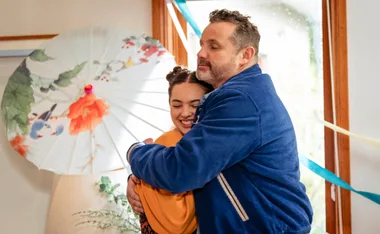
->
152, 0, 188, 67
323, 0, 350, 233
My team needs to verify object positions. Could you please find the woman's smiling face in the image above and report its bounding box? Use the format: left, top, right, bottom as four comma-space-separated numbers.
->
169, 82, 206, 135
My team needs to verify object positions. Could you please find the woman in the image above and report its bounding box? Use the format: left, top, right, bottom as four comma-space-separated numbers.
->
134, 66, 213, 234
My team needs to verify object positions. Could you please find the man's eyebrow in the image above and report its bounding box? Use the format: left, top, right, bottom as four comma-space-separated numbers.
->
208, 39, 220, 44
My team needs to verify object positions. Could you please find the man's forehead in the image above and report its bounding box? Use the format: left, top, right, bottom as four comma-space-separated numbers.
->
200, 38, 222, 44
201, 22, 235, 42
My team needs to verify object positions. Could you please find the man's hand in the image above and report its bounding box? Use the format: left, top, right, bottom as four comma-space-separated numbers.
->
126, 175, 144, 215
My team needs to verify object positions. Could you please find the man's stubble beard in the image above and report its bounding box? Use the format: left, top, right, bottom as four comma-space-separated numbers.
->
197, 63, 234, 85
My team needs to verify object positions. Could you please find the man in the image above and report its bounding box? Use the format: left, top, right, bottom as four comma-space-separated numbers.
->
126, 9, 313, 233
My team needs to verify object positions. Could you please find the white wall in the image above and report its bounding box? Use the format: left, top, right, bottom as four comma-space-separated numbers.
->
0, 0, 152, 36
45, 170, 131, 234
0, 1, 152, 233
347, 0, 380, 233
0, 0, 152, 50
0, 57, 54, 233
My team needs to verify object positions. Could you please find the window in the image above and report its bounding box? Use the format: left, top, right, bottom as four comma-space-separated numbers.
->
186, 1, 325, 233
153, 0, 350, 233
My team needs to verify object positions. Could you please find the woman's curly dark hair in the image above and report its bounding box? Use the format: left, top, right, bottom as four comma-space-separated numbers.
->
166, 66, 214, 98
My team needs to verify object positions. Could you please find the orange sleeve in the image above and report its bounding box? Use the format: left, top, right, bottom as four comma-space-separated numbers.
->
154, 130, 182, 147
134, 130, 197, 234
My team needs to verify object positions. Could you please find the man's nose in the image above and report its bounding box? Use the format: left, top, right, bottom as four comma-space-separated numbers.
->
197, 47, 207, 59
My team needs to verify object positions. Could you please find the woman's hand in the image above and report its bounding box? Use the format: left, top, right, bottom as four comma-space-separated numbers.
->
127, 175, 144, 215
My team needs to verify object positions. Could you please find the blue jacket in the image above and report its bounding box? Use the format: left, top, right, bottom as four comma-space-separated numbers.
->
128, 64, 313, 233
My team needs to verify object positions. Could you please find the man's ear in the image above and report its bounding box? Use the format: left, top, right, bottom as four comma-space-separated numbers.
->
240, 46, 255, 65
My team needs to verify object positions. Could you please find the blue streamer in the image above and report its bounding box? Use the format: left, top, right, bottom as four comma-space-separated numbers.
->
174, 0, 202, 38
299, 155, 380, 204
175, 0, 380, 205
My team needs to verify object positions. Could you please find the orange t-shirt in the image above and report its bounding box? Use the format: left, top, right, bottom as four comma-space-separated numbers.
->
134, 130, 197, 234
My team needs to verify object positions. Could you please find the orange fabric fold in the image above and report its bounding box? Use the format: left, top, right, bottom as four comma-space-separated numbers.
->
134, 130, 197, 234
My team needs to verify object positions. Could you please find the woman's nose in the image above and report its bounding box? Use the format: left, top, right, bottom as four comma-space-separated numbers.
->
181, 107, 193, 118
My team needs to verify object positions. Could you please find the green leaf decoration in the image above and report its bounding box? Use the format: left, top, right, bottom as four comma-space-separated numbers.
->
145, 36, 162, 48
100, 176, 111, 185
117, 194, 126, 202
75, 176, 141, 233
29, 49, 54, 62
99, 183, 106, 192
1, 60, 35, 135
54, 61, 87, 87
113, 183, 120, 191
145, 36, 156, 44
49, 84, 57, 91
40, 87, 49, 93
122, 36, 137, 43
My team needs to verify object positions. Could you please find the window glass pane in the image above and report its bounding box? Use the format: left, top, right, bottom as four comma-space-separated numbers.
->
186, 1, 325, 233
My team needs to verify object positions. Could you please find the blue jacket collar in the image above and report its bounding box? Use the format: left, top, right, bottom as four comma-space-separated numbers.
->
200, 64, 262, 105
225, 63, 262, 85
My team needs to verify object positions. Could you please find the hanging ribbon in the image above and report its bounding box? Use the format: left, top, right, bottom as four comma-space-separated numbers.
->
173, 0, 202, 38
323, 120, 380, 149
173, 0, 380, 206
300, 155, 380, 204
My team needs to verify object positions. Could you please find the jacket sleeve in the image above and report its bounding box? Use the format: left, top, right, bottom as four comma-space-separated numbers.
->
128, 88, 262, 193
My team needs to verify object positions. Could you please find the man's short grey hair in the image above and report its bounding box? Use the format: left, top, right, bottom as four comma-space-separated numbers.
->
209, 9, 261, 56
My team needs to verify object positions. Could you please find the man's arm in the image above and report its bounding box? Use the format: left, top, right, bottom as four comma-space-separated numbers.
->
128, 88, 262, 193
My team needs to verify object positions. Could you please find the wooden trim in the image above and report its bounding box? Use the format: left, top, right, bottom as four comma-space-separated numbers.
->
0, 34, 57, 41
152, 0, 188, 66
173, 7, 188, 67
323, 0, 351, 233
